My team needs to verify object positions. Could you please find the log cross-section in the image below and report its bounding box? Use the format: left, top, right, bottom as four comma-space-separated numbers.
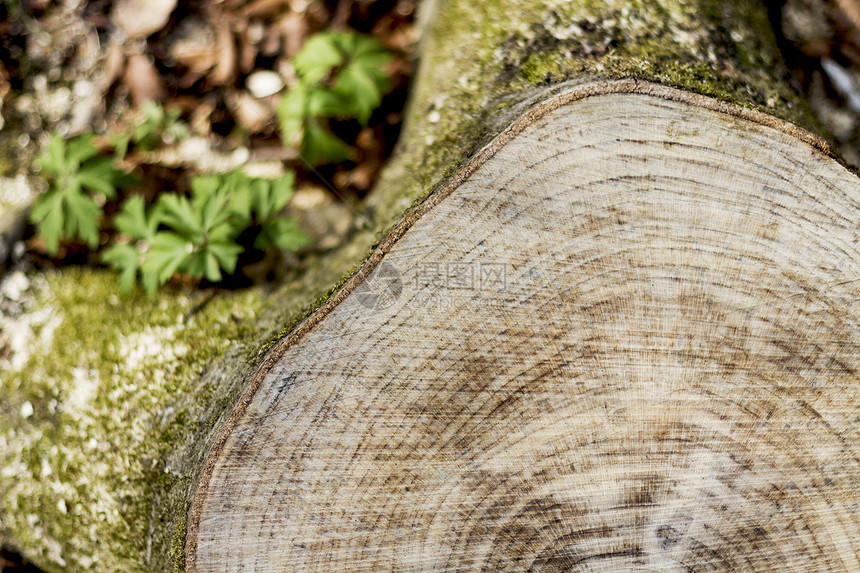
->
187, 83, 860, 571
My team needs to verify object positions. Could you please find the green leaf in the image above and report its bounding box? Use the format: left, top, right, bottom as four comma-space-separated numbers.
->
252, 172, 295, 221
131, 102, 188, 149
227, 181, 254, 223
141, 100, 165, 124
114, 195, 158, 241
64, 135, 99, 166
133, 101, 165, 146
143, 232, 192, 283
209, 241, 243, 274
101, 243, 140, 294
157, 194, 203, 239
268, 172, 295, 212
204, 252, 221, 282
33, 133, 137, 257
77, 157, 121, 198
63, 191, 101, 249
350, 35, 391, 62
277, 86, 309, 147
186, 250, 208, 280
141, 268, 160, 297
293, 33, 344, 85
199, 188, 231, 231
256, 217, 310, 251
335, 66, 383, 124
204, 170, 252, 224
301, 122, 352, 165
39, 134, 67, 174
306, 87, 350, 119
30, 191, 64, 256
112, 133, 131, 159
190, 175, 221, 202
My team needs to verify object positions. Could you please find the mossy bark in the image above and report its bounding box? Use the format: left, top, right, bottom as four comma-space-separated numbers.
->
0, 0, 829, 571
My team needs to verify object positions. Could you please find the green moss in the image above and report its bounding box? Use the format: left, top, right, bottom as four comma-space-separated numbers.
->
494, 0, 818, 131
169, 516, 187, 573
0, 269, 264, 571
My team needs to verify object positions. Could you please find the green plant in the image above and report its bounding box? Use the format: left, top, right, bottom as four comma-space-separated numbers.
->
102, 170, 310, 295
113, 102, 190, 157
277, 31, 393, 165
100, 195, 161, 294
30, 134, 134, 255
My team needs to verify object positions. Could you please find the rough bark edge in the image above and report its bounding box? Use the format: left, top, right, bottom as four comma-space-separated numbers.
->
183, 78, 844, 570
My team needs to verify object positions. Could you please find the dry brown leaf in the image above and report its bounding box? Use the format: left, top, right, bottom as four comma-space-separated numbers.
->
838, 0, 860, 30
261, 22, 282, 56
336, 162, 376, 191
124, 53, 165, 105
834, 0, 860, 66
247, 146, 300, 162
171, 41, 217, 75
278, 11, 308, 58
231, 91, 272, 132
0, 63, 10, 128
111, 0, 177, 39
190, 97, 217, 136
330, 0, 352, 30
240, 0, 290, 18
100, 41, 127, 93
237, 22, 260, 73
210, 24, 236, 85
169, 19, 219, 87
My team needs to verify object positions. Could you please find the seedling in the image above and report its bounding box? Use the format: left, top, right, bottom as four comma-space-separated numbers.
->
30, 134, 134, 255
277, 31, 393, 165
113, 102, 190, 157
103, 170, 310, 295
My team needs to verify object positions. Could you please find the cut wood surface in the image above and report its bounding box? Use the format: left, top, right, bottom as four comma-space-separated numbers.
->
188, 83, 860, 571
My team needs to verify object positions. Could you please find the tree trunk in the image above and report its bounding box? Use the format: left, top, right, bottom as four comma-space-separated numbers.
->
4, 0, 860, 571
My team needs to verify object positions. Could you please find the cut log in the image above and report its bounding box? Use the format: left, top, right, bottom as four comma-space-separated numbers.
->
3, 0, 860, 571
188, 82, 860, 571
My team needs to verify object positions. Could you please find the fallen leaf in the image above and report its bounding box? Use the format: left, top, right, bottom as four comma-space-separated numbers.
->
278, 11, 308, 58
210, 23, 236, 85
100, 41, 127, 93
838, 0, 860, 30
231, 91, 272, 132
261, 22, 282, 56
171, 40, 217, 74
240, 0, 289, 18
111, 0, 177, 39
190, 97, 217, 136
237, 21, 260, 73
124, 53, 165, 105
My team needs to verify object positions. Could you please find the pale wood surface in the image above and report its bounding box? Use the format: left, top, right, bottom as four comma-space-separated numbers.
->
189, 87, 860, 571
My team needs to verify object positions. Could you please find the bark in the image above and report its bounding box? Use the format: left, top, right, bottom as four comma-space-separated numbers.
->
1, 0, 856, 572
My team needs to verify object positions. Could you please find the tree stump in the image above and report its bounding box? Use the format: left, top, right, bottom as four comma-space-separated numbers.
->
187, 82, 860, 571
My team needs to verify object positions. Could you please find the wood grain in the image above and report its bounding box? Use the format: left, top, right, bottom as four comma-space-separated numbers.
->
189, 86, 860, 571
